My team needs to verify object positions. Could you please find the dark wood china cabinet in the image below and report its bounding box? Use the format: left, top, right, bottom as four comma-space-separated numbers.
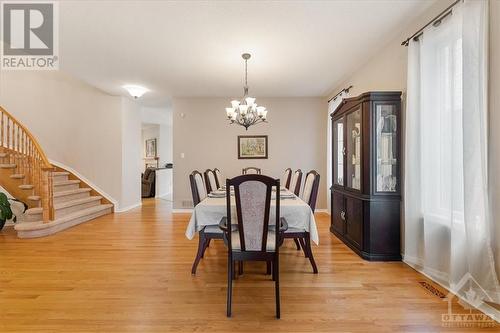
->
330, 92, 402, 261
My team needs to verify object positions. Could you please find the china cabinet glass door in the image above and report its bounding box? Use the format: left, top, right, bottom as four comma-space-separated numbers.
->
346, 108, 362, 190
375, 104, 397, 192
333, 117, 344, 186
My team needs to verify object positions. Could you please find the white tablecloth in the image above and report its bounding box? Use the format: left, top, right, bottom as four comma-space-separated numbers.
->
185, 193, 319, 245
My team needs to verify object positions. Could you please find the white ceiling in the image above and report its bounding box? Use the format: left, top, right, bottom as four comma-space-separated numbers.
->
59, 0, 435, 106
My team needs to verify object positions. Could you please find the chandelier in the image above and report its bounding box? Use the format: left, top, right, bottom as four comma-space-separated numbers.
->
225, 53, 268, 130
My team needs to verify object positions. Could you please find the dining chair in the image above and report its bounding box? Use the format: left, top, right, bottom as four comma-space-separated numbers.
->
284, 170, 320, 273
204, 169, 218, 193
214, 168, 223, 189
288, 169, 302, 196
189, 170, 223, 275
242, 167, 261, 175
219, 174, 287, 318
282, 168, 292, 189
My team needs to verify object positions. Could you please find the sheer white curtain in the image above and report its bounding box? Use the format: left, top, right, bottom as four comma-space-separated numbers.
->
405, 0, 499, 319
327, 91, 349, 214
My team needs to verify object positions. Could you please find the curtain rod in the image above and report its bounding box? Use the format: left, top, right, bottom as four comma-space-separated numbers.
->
327, 85, 353, 103
401, 0, 461, 46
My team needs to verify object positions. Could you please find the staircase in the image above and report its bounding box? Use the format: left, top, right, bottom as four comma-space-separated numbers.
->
0, 106, 113, 238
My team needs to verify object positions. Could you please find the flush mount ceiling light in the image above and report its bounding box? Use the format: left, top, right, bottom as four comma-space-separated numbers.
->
225, 53, 268, 130
123, 85, 149, 99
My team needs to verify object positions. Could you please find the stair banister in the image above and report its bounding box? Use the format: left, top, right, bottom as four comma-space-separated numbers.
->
0, 106, 55, 222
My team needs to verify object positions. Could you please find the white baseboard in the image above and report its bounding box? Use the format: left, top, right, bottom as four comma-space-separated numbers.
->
49, 159, 119, 207
115, 202, 142, 212
156, 191, 172, 199
172, 208, 193, 213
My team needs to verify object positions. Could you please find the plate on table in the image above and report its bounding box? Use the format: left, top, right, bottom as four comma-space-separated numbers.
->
208, 192, 226, 198
211, 190, 226, 195
280, 193, 296, 199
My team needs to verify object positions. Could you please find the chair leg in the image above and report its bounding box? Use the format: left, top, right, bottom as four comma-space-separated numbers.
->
266, 261, 271, 275
293, 238, 301, 251
191, 231, 206, 275
305, 235, 318, 274
274, 255, 280, 319
227, 255, 233, 317
238, 261, 243, 275
233, 262, 238, 280
201, 238, 210, 258
299, 238, 308, 257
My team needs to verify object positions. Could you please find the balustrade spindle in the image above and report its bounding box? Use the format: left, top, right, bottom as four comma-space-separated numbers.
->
0, 106, 54, 223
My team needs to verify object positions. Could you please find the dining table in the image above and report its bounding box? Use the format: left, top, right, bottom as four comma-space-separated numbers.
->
185, 188, 319, 245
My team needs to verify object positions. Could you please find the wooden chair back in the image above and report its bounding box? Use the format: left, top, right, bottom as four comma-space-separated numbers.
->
289, 169, 303, 196
204, 169, 218, 193
189, 170, 207, 206
242, 167, 261, 175
226, 175, 280, 253
301, 170, 320, 213
282, 168, 292, 189
214, 168, 223, 189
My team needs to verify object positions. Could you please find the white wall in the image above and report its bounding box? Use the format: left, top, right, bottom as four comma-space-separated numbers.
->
172, 97, 326, 209
0, 70, 142, 211
120, 98, 142, 210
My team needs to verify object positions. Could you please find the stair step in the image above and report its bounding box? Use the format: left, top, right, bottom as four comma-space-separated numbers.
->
27, 195, 41, 201
53, 171, 70, 176
53, 188, 92, 204
0, 163, 16, 169
53, 179, 81, 192
0, 152, 8, 158
10, 174, 25, 179
19, 184, 34, 190
54, 196, 103, 218
53, 188, 91, 198
55, 196, 102, 210
26, 207, 43, 215
53, 180, 80, 186
15, 204, 113, 237
58, 204, 113, 223
21, 207, 43, 222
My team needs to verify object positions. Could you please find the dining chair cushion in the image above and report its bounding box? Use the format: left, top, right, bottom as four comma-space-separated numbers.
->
284, 226, 305, 233
208, 171, 217, 192
282, 169, 291, 186
301, 172, 316, 203
215, 169, 223, 186
195, 173, 207, 201
238, 180, 267, 251
231, 230, 276, 252
289, 172, 299, 193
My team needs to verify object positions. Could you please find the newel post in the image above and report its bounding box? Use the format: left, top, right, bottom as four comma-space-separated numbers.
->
41, 167, 55, 223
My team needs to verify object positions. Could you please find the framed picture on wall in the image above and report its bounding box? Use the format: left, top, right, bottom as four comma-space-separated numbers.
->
238, 135, 268, 159
146, 138, 157, 158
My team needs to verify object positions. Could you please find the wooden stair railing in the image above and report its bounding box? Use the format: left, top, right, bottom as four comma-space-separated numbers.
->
0, 106, 54, 222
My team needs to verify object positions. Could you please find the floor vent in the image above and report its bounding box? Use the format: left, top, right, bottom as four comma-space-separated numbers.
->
418, 281, 447, 298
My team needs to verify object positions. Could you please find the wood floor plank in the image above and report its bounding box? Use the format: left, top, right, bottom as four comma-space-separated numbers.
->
0, 198, 497, 332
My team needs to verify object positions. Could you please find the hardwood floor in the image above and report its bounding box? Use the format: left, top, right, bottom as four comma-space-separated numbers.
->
0, 198, 496, 332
